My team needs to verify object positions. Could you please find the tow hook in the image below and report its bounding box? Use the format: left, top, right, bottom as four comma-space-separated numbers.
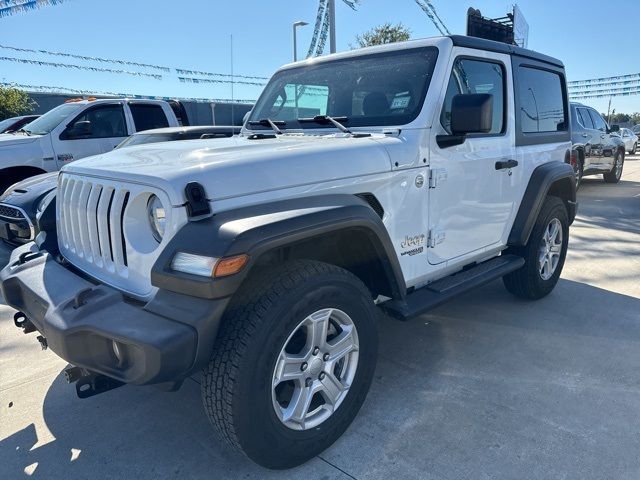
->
64, 366, 125, 399
13, 312, 36, 334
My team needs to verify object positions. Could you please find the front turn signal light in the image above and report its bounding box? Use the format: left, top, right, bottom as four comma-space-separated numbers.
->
213, 254, 249, 277
171, 252, 249, 278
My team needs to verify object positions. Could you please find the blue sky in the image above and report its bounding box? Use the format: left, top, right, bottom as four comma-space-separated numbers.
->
1, 0, 639, 114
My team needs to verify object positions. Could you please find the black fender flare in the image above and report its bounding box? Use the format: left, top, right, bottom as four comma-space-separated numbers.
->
508, 161, 577, 246
151, 194, 406, 301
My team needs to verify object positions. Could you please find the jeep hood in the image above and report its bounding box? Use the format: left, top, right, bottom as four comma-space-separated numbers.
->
0, 133, 40, 147
62, 135, 395, 205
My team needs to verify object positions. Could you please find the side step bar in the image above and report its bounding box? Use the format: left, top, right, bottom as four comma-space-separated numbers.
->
381, 254, 525, 321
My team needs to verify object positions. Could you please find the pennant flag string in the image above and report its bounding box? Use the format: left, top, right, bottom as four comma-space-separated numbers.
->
0, 43, 269, 80
1, 81, 256, 104
0, 0, 68, 18
0, 56, 163, 79
178, 77, 266, 87
568, 73, 640, 86
0, 43, 171, 72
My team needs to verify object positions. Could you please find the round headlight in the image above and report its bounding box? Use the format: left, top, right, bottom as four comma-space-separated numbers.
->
147, 195, 166, 242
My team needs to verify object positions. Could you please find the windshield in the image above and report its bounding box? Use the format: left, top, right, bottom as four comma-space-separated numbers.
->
248, 46, 438, 131
24, 103, 81, 135
0, 117, 18, 132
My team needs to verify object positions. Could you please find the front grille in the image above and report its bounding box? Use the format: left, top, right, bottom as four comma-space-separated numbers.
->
58, 176, 129, 275
0, 204, 25, 219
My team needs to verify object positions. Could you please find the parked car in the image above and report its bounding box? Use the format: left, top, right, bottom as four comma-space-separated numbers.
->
0, 126, 241, 246
613, 127, 638, 155
568, 102, 626, 188
633, 125, 640, 137
0, 98, 181, 193
1, 35, 576, 469
0, 115, 40, 134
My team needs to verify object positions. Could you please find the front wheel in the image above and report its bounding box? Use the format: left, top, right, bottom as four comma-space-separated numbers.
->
630, 143, 637, 155
202, 260, 378, 469
503, 196, 569, 300
603, 149, 624, 183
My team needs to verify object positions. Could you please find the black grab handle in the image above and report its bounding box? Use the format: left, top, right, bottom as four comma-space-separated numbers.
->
495, 159, 519, 170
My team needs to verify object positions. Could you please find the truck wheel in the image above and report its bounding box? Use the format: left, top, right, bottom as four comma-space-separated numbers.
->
603, 150, 624, 183
202, 260, 378, 469
572, 153, 583, 190
503, 196, 569, 300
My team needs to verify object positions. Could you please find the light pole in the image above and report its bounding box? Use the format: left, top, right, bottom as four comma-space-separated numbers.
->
293, 20, 308, 62
329, 0, 336, 54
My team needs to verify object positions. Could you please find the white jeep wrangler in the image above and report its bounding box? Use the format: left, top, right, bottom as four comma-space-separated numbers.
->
1, 35, 576, 469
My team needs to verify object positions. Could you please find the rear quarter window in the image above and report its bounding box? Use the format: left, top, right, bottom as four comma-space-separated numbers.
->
518, 67, 566, 133
129, 104, 170, 132
514, 58, 569, 146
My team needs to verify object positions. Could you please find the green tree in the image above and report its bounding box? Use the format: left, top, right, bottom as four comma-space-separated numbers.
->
0, 86, 36, 121
354, 22, 411, 48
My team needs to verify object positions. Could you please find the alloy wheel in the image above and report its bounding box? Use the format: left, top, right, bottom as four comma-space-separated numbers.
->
538, 218, 563, 281
615, 152, 624, 179
271, 308, 359, 431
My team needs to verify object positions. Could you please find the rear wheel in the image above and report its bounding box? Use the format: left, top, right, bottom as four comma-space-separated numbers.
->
201, 260, 378, 469
503, 196, 569, 300
603, 149, 624, 183
630, 143, 637, 155
571, 152, 583, 190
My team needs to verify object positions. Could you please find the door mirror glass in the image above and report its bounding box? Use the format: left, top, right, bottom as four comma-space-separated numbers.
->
450, 94, 493, 135
66, 120, 92, 139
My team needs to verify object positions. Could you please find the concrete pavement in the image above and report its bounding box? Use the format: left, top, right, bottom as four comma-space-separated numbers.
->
1, 157, 639, 479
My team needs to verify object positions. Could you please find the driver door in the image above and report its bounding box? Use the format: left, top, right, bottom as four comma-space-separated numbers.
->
428, 52, 517, 265
54, 103, 129, 169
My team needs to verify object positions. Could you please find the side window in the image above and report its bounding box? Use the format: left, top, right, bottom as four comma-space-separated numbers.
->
577, 108, 595, 129
589, 110, 607, 132
518, 66, 567, 133
440, 58, 505, 135
73, 105, 127, 139
129, 104, 170, 132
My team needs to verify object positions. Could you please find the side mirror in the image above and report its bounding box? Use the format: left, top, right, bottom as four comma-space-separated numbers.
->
451, 94, 493, 135
609, 124, 620, 133
66, 120, 92, 139
437, 93, 493, 148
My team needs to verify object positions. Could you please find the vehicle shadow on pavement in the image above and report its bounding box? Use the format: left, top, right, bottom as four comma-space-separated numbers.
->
1, 278, 639, 480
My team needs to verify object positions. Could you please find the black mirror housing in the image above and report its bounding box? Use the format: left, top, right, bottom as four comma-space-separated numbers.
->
609, 124, 620, 133
451, 93, 493, 135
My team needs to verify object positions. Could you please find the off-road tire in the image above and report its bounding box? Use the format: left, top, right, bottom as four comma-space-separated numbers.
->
503, 196, 569, 300
603, 149, 624, 183
201, 260, 378, 469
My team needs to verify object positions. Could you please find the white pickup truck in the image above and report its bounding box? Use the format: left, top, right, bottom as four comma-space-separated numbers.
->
0, 98, 180, 192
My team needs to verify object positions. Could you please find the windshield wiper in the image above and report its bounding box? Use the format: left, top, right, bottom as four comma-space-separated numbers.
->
248, 118, 285, 135
298, 115, 352, 134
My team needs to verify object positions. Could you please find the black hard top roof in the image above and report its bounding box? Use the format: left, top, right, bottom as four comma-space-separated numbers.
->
449, 35, 564, 68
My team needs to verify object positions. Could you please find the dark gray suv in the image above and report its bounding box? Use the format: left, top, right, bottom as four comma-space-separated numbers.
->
569, 102, 625, 188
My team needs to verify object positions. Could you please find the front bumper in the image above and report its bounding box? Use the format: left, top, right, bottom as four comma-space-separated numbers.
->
1, 244, 230, 385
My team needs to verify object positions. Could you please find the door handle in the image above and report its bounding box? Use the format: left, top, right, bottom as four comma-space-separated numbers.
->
495, 159, 518, 170
582, 133, 589, 138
